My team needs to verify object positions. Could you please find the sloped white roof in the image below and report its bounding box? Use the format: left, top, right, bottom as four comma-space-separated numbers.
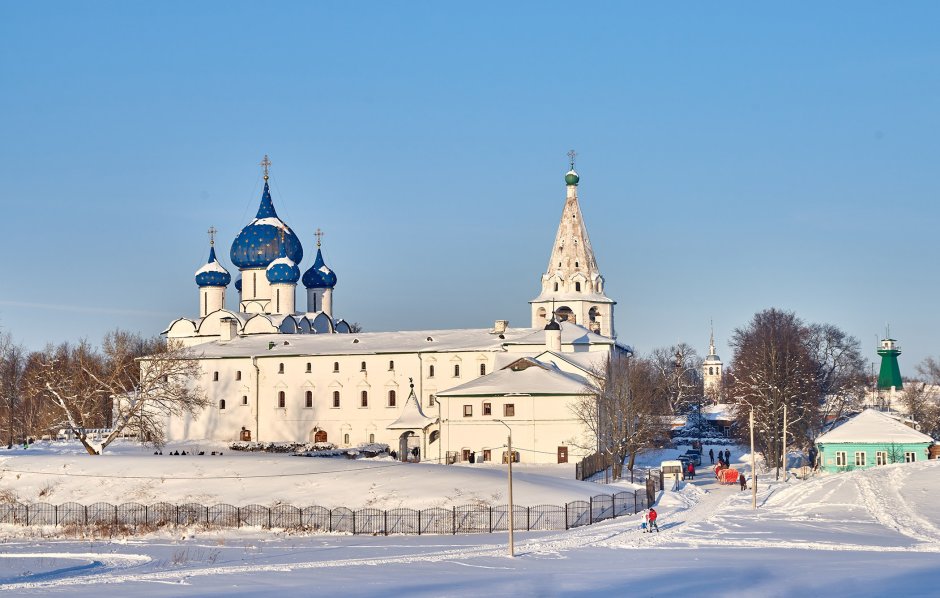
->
386, 387, 437, 430
502, 322, 613, 347
816, 409, 934, 444
703, 403, 734, 422
437, 358, 591, 397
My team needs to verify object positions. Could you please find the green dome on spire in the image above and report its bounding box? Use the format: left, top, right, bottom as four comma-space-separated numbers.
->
565, 169, 579, 186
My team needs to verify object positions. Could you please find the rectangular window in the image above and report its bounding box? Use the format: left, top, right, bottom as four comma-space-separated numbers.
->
462, 449, 471, 462
213, 372, 219, 381
453, 364, 460, 377
241, 395, 248, 406
428, 395, 436, 407
235, 371, 242, 381
480, 364, 486, 376
876, 451, 887, 466
483, 449, 491, 462
306, 363, 312, 373
360, 391, 369, 408
429, 365, 435, 378
905, 451, 917, 463
332, 391, 340, 408
503, 403, 515, 417
855, 452, 866, 467
388, 360, 394, 370
388, 390, 397, 407
835, 451, 846, 467
483, 402, 492, 416
333, 362, 339, 373
463, 405, 473, 417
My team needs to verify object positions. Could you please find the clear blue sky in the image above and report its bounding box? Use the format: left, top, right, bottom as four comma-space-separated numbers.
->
1, 2, 938, 374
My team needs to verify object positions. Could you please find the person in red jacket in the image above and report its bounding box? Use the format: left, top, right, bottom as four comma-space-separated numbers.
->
646, 508, 659, 533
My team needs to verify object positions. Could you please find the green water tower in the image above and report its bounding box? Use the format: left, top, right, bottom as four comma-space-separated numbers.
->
876, 338, 903, 391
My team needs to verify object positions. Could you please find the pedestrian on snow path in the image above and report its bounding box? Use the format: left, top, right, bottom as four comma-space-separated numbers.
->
724, 449, 730, 463
739, 473, 747, 491
709, 449, 714, 464
645, 508, 659, 533
687, 461, 695, 480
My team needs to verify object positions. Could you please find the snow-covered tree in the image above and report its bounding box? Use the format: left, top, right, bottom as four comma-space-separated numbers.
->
0, 332, 27, 448
807, 323, 867, 433
39, 331, 207, 454
651, 343, 703, 415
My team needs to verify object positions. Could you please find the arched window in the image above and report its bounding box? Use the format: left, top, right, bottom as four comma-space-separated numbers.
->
213, 372, 219, 381
361, 390, 369, 407
278, 363, 285, 374
480, 364, 486, 376
388, 390, 396, 407
235, 370, 242, 381
709, 367, 714, 375
241, 395, 248, 406
575, 261, 579, 267
344, 433, 350, 445
429, 430, 440, 443
369, 433, 375, 443
219, 399, 226, 410
429, 365, 435, 378
332, 391, 340, 408
428, 394, 436, 407
305, 362, 312, 373
361, 361, 367, 372
305, 390, 313, 408
333, 362, 340, 373
277, 391, 285, 408
553, 282, 559, 292
454, 364, 460, 377
388, 360, 394, 370
575, 282, 581, 292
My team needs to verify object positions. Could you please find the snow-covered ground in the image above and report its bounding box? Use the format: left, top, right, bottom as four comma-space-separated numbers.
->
2, 442, 939, 597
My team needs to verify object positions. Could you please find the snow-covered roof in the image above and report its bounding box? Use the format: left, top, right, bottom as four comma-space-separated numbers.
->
816, 409, 934, 444
386, 386, 437, 430
437, 358, 591, 397
702, 403, 734, 422
502, 322, 613, 347
530, 291, 613, 304
182, 326, 540, 358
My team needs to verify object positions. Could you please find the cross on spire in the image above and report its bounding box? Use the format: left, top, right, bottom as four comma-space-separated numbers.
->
315, 228, 324, 247
567, 149, 577, 170
207, 226, 217, 246
260, 154, 272, 180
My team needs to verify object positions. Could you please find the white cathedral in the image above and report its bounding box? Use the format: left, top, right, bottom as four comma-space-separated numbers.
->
159, 157, 628, 464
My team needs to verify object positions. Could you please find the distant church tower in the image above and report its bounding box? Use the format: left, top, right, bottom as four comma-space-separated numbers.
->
876, 335, 902, 409
703, 325, 723, 403
530, 152, 616, 338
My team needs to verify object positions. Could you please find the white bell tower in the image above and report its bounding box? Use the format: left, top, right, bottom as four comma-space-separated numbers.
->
529, 151, 616, 338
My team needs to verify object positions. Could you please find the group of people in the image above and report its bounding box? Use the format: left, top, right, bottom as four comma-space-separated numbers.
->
643, 507, 659, 533
708, 447, 731, 466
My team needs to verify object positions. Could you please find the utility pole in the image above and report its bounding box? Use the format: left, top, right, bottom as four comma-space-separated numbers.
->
496, 419, 515, 557
750, 408, 757, 509
782, 403, 788, 482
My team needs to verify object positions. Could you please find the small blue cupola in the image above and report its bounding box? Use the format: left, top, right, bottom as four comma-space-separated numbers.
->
302, 245, 337, 289
230, 178, 303, 269
266, 238, 301, 284
234, 277, 242, 292
195, 245, 232, 287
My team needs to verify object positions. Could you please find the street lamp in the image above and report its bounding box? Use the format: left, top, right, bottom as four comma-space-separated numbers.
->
495, 419, 514, 557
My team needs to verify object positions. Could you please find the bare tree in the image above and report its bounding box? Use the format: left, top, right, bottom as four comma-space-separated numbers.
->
39, 331, 207, 454
0, 333, 27, 448
729, 309, 821, 479
651, 343, 703, 415
807, 323, 867, 434
897, 380, 940, 439
572, 353, 671, 478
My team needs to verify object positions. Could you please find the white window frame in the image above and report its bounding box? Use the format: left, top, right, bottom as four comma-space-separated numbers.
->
835, 451, 847, 467
854, 451, 866, 467
905, 451, 917, 463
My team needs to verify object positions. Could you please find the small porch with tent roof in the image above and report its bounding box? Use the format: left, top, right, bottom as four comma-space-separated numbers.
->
386, 379, 438, 462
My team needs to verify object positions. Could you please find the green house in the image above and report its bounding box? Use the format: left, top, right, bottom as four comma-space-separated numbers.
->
815, 409, 934, 473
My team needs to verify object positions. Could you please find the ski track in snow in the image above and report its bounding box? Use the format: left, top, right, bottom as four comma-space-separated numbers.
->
4, 463, 940, 590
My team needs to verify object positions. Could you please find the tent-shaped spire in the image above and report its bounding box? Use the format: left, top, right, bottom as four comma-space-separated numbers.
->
386, 380, 437, 430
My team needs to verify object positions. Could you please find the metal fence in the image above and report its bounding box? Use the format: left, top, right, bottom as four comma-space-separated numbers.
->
0, 490, 649, 535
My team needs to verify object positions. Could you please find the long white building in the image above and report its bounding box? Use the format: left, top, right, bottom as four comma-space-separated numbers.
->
159, 157, 629, 464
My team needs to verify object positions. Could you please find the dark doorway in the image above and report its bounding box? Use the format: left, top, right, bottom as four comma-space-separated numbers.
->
314, 430, 327, 443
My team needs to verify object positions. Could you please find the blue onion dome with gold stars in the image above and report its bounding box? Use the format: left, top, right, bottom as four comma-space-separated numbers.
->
303, 246, 337, 289
195, 246, 231, 287
266, 240, 301, 284
230, 181, 303, 269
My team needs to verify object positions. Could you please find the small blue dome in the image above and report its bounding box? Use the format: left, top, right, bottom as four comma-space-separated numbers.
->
266, 257, 300, 284
302, 247, 337, 289
230, 181, 303, 269
195, 246, 231, 287
234, 278, 242, 292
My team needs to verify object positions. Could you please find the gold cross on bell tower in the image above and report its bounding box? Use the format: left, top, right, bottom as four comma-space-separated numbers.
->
260, 154, 272, 180
567, 149, 577, 170
315, 228, 324, 247
207, 226, 217, 247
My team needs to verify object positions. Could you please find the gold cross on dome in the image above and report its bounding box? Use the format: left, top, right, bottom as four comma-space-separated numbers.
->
207, 226, 217, 246
260, 154, 272, 180
567, 149, 577, 170
315, 228, 324, 247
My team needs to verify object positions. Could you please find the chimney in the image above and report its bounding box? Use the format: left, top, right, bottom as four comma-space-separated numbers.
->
493, 320, 509, 335
220, 317, 237, 342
